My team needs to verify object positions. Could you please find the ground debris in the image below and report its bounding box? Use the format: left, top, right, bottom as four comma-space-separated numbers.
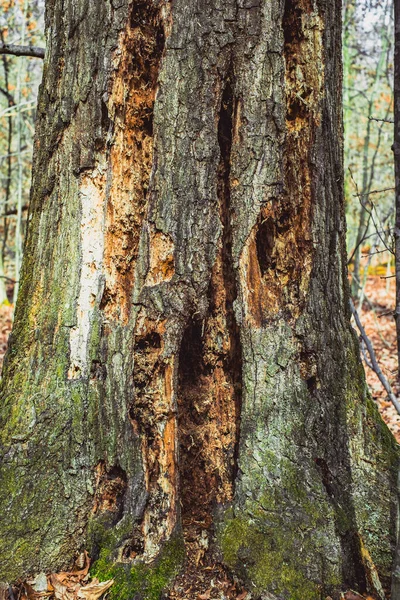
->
8, 553, 113, 600
341, 591, 376, 600
167, 514, 248, 600
355, 277, 400, 441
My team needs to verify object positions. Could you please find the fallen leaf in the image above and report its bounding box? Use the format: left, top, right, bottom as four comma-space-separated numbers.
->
73, 552, 91, 580
49, 574, 78, 600
342, 591, 366, 600
31, 573, 48, 593
24, 582, 49, 600
77, 579, 114, 600
197, 590, 211, 600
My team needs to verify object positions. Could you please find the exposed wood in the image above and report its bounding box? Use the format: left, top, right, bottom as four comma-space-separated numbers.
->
0, 1, 398, 599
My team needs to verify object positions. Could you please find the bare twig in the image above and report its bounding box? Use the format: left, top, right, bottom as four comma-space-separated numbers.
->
350, 299, 400, 414
0, 44, 45, 59
378, 310, 395, 318
369, 116, 394, 123
362, 248, 388, 257
352, 186, 395, 197
361, 339, 374, 370
349, 167, 394, 255
0, 205, 28, 219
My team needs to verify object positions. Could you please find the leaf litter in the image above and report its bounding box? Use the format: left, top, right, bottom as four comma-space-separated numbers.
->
4, 553, 113, 600
354, 276, 400, 442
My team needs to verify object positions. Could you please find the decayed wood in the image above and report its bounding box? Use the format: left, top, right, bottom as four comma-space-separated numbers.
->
0, 0, 398, 598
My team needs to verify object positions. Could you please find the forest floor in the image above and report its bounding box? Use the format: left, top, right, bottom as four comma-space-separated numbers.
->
354, 275, 400, 442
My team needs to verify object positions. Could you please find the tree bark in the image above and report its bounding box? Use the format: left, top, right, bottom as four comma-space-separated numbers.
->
0, 0, 398, 599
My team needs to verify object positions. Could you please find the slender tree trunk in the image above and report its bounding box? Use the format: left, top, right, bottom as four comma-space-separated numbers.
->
0, 1, 398, 599
351, 25, 390, 300
13, 0, 28, 304
0, 45, 13, 304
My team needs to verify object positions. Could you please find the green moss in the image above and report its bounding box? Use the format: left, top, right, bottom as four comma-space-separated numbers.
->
90, 534, 185, 600
365, 395, 399, 457
219, 513, 323, 600
216, 454, 341, 600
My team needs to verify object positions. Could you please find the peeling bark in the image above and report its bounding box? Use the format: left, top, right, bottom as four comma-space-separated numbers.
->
0, 0, 398, 599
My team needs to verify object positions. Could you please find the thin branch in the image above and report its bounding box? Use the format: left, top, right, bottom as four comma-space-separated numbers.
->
369, 116, 394, 123
348, 167, 394, 255
0, 205, 28, 219
0, 44, 45, 59
0, 85, 14, 105
378, 310, 395, 318
352, 186, 395, 197
361, 248, 388, 257
361, 339, 374, 370
350, 299, 400, 415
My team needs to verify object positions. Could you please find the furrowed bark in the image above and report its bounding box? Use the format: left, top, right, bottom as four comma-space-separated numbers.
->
0, 0, 398, 599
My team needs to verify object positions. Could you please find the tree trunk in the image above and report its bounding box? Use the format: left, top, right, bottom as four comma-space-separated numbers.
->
0, 0, 398, 598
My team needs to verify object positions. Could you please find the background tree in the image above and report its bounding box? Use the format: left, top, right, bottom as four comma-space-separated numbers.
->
0, 0, 44, 303
0, 1, 398, 600
344, 0, 395, 300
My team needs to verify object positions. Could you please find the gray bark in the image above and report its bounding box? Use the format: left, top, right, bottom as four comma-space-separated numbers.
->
0, 1, 398, 599
0, 44, 45, 59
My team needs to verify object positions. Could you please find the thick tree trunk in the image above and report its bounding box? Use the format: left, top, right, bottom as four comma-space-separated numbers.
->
0, 0, 398, 598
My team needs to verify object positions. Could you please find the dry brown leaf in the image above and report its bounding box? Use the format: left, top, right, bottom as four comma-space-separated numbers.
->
342, 592, 366, 600
77, 579, 114, 600
0, 584, 7, 600
197, 590, 211, 600
73, 552, 91, 580
236, 592, 248, 600
51, 552, 90, 588
24, 582, 50, 600
48, 574, 79, 600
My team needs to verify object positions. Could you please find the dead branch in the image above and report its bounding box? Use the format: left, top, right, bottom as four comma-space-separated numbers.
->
0, 44, 45, 59
352, 186, 396, 197
0, 205, 28, 219
350, 299, 400, 414
369, 116, 394, 124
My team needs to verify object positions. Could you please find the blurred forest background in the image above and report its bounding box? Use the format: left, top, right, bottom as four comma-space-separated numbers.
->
0, 0, 399, 435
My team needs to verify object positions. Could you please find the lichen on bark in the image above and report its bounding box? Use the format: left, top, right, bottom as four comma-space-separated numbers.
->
0, 0, 398, 599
